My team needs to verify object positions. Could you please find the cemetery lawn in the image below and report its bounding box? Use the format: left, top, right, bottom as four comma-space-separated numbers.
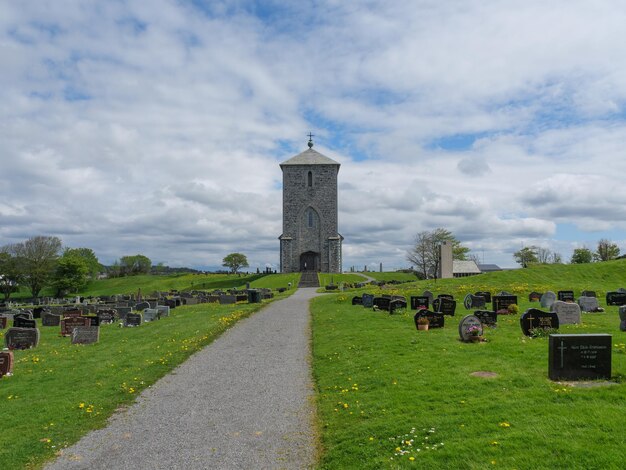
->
0, 298, 284, 469
312, 263, 626, 469
318, 273, 371, 286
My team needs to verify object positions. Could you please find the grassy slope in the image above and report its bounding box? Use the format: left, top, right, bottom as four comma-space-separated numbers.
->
360, 272, 417, 282
312, 260, 626, 469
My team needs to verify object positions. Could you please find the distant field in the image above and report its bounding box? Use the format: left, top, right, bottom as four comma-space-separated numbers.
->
312, 260, 626, 469
359, 271, 417, 282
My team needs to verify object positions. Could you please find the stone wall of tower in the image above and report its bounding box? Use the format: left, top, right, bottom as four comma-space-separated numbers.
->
281, 163, 341, 273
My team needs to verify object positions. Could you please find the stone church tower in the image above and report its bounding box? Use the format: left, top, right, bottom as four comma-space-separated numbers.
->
279, 138, 343, 273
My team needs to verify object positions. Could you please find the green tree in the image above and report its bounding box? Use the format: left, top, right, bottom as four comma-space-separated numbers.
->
222, 253, 249, 274
0, 247, 22, 301
571, 247, 593, 264
119, 254, 152, 276
594, 239, 620, 262
52, 253, 89, 296
13, 236, 62, 298
513, 246, 538, 268
406, 228, 469, 279
63, 247, 102, 279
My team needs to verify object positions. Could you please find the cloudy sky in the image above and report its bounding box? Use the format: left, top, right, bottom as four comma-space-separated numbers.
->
2, 1, 626, 271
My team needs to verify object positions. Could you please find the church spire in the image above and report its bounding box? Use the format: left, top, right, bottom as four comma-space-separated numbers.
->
307, 132, 314, 148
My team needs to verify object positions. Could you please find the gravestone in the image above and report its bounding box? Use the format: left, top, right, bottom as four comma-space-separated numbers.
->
433, 297, 456, 316
219, 295, 237, 305
62, 309, 82, 318
61, 317, 91, 337
156, 305, 170, 317
458, 315, 483, 342
373, 297, 391, 311
82, 315, 100, 327
551, 300, 581, 325
124, 313, 142, 327
520, 308, 559, 336
620, 306, 626, 331
410, 296, 430, 310
135, 301, 150, 311
4, 327, 40, 350
463, 294, 486, 310
606, 292, 626, 306
618, 288, 626, 294
0, 316, 7, 329
143, 308, 159, 322
558, 290, 575, 302
97, 309, 117, 324
14, 312, 33, 321
540, 291, 557, 309
528, 291, 542, 302
422, 290, 434, 305
413, 310, 445, 329
389, 299, 407, 313
352, 296, 363, 306
71, 326, 100, 345
437, 293, 454, 300
581, 290, 596, 298
577, 296, 600, 313
14, 317, 36, 329
549, 334, 611, 380
497, 291, 512, 296
0, 350, 14, 377
41, 312, 61, 327
115, 307, 132, 320
474, 310, 497, 327
362, 294, 374, 308
475, 291, 492, 303
492, 295, 517, 314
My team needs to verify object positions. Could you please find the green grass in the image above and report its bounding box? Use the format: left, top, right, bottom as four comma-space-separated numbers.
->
311, 261, 626, 469
0, 295, 286, 469
318, 273, 369, 286
359, 272, 418, 283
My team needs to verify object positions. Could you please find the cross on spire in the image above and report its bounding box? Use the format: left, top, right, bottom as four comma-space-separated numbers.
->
307, 132, 315, 148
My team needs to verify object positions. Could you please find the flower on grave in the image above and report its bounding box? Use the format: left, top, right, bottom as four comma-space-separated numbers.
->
467, 325, 482, 336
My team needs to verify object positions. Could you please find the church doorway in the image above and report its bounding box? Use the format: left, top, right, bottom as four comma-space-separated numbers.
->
300, 251, 320, 272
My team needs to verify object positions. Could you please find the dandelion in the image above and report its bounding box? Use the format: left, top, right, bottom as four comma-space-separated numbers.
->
409, 456, 415, 461
369, 437, 374, 441
78, 403, 85, 409
499, 422, 511, 428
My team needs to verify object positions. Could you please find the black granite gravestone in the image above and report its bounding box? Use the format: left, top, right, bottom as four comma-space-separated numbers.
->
4, 327, 40, 350
410, 296, 430, 310
474, 310, 497, 327
373, 297, 391, 311
433, 297, 456, 316
606, 292, 626, 306
13, 317, 36, 329
124, 313, 142, 327
492, 295, 517, 313
557, 290, 575, 302
528, 291, 542, 302
414, 310, 445, 329
362, 294, 374, 308
549, 334, 611, 380
475, 291, 492, 303
0, 350, 13, 376
352, 296, 363, 306
463, 294, 486, 310
520, 308, 559, 336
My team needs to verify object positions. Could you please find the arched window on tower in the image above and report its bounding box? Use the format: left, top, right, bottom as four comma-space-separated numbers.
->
307, 171, 313, 187
308, 209, 314, 227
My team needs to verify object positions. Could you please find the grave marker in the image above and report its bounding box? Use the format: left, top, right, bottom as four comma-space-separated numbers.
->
156, 305, 170, 318
60, 317, 91, 337
474, 310, 497, 327
492, 295, 517, 314
606, 292, 626, 306
578, 296, 600, 313
540, 291, 557, 309
13, 317, 36, 329
581, 290, 596, 298
414, 310, 445, 329
433, 297, 456, 316
520, 308, 559, 336
362, 294, 374, 308
4, 328, 40, 350
143, 308, 159, 322
71, 326, 100, 345
458, 315, 483, 342
528, 291, 542, 302
475, 291, 492, 303
463, 294, 486, 310
549, 334, 611, 380
124, 313, 142, 327
551, 300, 581, 325
422, 290, 434, 305
0, 350, 14, 376
0, 316, 7, 329
410, 296, 430, 310
41, 312, 61, 326
558, 290, 575, 302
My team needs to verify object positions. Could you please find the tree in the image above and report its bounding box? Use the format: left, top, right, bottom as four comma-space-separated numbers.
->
595, 239, 620, 262
119, 254, 152, 276
513, 246, 538, 268
536, 247, 552, 264
222, 253, 249, 274
52, 253, 89, 296
63, 247, 102, 279
0, 247, 22, 301
571, 247, 593, 264
550, 252, 563, 264
13, 236, 62, 298
406, 228, 468, 279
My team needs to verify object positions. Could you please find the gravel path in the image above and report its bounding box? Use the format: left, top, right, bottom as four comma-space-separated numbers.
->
45, 288, 320, 470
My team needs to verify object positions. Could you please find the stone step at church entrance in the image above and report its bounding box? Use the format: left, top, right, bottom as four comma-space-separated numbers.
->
298, 272, 320, 288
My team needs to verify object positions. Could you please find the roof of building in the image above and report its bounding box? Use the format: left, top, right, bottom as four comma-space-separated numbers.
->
478, 264, 502, 272
280, 148, 340, 167
453, 260, 481, 274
